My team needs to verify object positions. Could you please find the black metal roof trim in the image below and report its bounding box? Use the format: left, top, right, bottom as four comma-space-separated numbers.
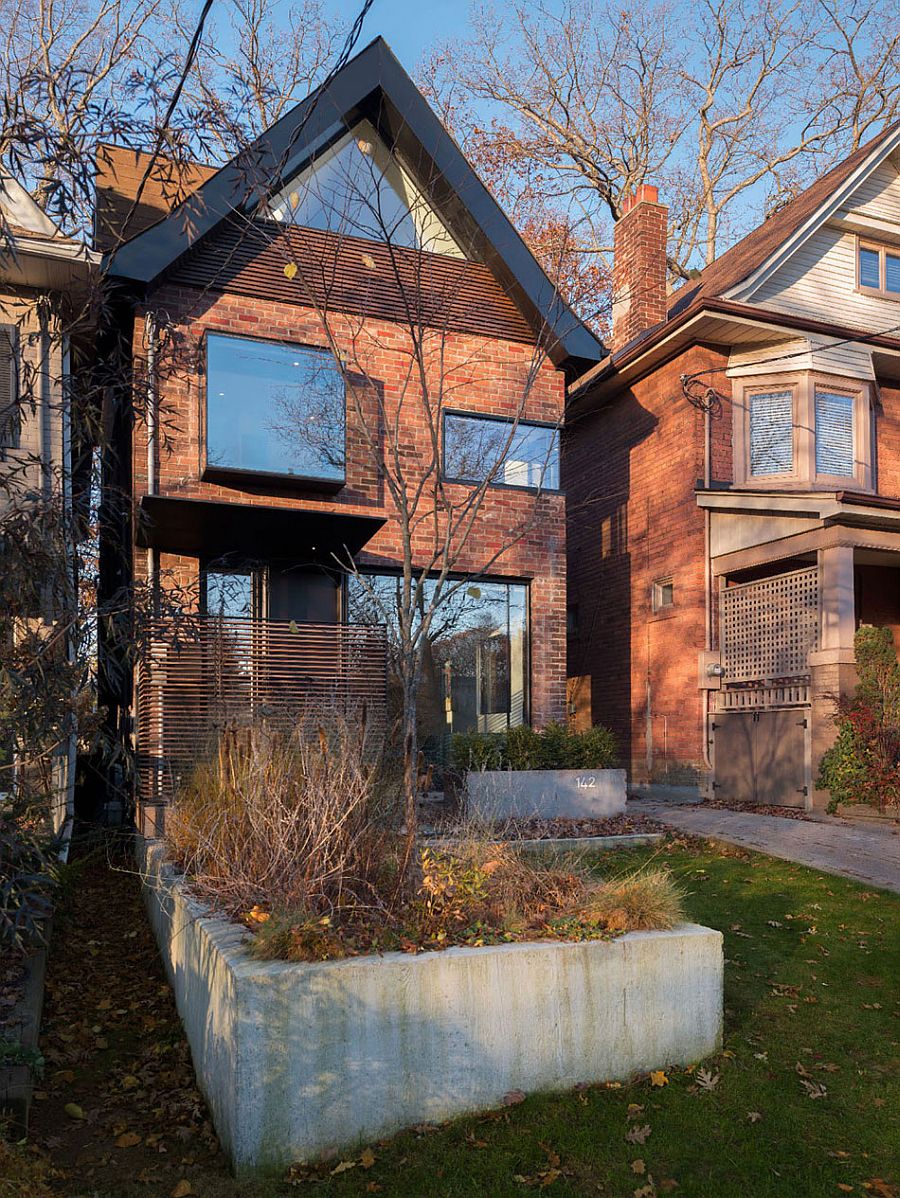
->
105, 37, 604, 369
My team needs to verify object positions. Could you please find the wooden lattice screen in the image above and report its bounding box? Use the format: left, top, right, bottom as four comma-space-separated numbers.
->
136, 616, 389, 806
720, 567, 819, 685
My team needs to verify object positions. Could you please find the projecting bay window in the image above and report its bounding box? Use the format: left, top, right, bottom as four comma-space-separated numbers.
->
204, 332, 345, 489
734, 373, 872, 492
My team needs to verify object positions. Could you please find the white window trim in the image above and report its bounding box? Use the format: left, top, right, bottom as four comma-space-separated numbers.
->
732, 370, 873, 492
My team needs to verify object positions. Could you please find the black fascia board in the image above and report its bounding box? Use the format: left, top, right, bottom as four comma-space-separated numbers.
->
105, 37, 605, 370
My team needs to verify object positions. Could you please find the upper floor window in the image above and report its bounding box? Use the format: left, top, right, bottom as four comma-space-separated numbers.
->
0, 324, 19, 457
205, 333, 345, 487
857, 239, 900, 299
749, 389, 793, 477
735, 372, 871, 491
442, 412, 560, 491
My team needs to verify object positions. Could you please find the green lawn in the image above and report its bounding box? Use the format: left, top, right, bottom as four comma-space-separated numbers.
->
301, 840, 900, 1198
20, 838, 900, 1198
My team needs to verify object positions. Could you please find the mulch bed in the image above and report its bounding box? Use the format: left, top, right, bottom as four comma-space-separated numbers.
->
701, 798, 816, 821
490, 813, 666, 840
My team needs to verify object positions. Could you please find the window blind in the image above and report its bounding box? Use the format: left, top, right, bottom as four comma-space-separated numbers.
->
749, 390, 793, 476
0, 324, 19, 454
815, 390, 854, 477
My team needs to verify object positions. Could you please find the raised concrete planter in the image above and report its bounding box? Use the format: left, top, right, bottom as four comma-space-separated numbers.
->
139, 839, 723, 1173
467, 768, 626, 820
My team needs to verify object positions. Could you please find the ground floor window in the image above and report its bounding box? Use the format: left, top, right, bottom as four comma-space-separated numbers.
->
347, 573, 529, 754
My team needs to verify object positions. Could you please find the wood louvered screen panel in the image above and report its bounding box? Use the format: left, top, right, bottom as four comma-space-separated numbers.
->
136, 616, 389, 805
169, 220, 537, 345
720, 567, 819, 685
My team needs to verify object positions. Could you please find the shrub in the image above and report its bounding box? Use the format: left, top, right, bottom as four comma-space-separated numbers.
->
166, 705, 395, 915
450, 722, 617, 773
817, 626, 900, 812
0, 814, 56, 954
580, 868, 685, 932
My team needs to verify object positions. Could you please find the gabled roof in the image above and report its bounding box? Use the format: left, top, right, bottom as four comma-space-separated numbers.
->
104, 37, 603, 368
669, 120, 900, 318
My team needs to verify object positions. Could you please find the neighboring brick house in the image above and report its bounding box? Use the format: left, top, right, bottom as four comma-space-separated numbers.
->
565, 126, 900, 807
96, 38, 602, 826
0, 174, 97, 833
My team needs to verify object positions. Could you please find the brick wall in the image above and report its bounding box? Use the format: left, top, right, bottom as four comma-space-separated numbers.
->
611, 187, 669, 350
564, 344, 732, 779
133, 281, 568, 726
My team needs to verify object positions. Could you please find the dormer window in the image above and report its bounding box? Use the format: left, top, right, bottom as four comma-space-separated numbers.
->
734, 372, 872, 492
857, 239, 900, 298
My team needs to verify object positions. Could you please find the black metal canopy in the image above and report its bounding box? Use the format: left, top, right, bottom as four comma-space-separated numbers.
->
137, 495, 386, 562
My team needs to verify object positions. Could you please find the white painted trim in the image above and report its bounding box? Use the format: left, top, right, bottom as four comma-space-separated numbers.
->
727, 128, 900, 303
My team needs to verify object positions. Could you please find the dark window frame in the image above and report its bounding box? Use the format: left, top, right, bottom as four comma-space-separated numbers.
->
0, 323, 20, 458
201, 328, 347, 492
440, 408, 563, 494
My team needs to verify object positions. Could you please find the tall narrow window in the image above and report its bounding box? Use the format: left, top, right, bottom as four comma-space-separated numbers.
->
749, 390, 793, 476
815, 390, 854, 477
0, 324, 19, 456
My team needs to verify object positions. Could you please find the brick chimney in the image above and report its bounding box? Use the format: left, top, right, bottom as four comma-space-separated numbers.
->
611, 184, 668, 350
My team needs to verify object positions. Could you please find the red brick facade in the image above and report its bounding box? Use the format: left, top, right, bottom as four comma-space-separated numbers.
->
564, 344, 731, 781
133, 277, 568, 727
612, 186, 669, 350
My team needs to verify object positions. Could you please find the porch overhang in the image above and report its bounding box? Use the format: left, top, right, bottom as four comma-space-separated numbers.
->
136, 494, 386, 562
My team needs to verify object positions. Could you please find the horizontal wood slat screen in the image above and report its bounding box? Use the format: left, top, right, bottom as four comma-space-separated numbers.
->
136, 616, 389, 806
169, 220, 537, 345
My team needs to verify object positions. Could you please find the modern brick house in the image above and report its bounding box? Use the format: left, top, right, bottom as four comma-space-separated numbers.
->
96, 39, 602, 826
565, 126, 900, 807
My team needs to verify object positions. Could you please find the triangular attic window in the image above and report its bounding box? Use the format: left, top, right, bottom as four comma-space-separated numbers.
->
266, 119, 464, 258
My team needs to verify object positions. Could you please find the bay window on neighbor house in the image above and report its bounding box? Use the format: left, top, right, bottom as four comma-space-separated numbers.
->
857, 239, 900, 298
348, 573, 528, 751
442, 411, 560, 490
734, 373, 873, 490
204, 332, 346, 487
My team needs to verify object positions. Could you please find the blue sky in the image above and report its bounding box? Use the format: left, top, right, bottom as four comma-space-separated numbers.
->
331, 0, 475, 71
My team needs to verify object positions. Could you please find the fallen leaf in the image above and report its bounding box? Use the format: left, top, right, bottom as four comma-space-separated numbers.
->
649, 1070, 669, 1087
631, 1159, 646, 1174
696, 1068, 720, 1091
283, 262, 298, 280
634, 1185, 655, 1198
747, 1111, 763, 1123
800, 1079, 828, 1100
627, 1103, 645, 1119
64, 1103, 85, 1120
115, 1131, 142, 1148
837, 1187, 855, 1194
331, 1160, 356, 1175
626, 1124, 652, 1145
503, 1089, 527, 1106
170, 1183, 194, 1198
359, 1147, 376, 1168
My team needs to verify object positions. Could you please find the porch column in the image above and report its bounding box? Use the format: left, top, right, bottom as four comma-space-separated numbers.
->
808, 544, 858, 807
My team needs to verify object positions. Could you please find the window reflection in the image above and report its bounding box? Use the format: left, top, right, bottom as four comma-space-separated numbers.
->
348, 574, 528, 755
443, 412, 559, 490
206, 333, 345, 482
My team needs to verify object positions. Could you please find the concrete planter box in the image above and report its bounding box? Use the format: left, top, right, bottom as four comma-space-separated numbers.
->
140, 839, 723, 1172
467, 768, 626, 820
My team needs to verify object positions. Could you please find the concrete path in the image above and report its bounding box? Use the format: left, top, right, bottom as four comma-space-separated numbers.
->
630, 799, 900, 894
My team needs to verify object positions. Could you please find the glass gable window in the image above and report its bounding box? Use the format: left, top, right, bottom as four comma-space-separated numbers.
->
267, 120, 463, 258
205, 333, 345, 483
443, 413, 560, 491
348, 574, 528, 753
815, 390, 855, 477
749, 390, 793, 476
858, 241, 900, 296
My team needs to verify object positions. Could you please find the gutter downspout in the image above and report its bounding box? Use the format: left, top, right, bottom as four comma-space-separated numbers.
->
702, 406, 713, 781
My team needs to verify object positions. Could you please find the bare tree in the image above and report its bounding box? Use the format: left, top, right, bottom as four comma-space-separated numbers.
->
423, 0, 900, 300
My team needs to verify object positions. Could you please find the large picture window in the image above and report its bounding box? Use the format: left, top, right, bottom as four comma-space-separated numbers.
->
205, 333, 345, 485
443, 412, 560, 490
348, 574, 529, 754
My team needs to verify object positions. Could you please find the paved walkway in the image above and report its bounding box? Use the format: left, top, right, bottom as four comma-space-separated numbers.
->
631, 799, 900, 894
